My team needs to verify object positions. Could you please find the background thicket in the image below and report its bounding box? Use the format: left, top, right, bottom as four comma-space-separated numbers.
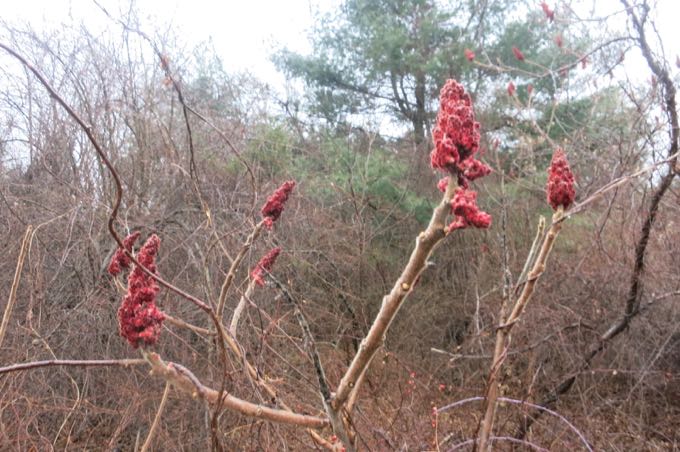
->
1, 0, 679, 450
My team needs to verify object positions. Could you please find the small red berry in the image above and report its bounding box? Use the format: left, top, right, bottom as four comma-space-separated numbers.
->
450, 188, 491, 230
108, 231, 141, 276
461, 158, 492, 181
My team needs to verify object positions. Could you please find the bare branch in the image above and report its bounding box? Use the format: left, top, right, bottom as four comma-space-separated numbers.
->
514, 1, 679, 438
332, 176, 458, 411
0, 359, 146, 375
0, 225, 32, 348
140, 382, 171, 452
218, 220, 265, 320
269, 275, 354, 450
142, 351, 329, 429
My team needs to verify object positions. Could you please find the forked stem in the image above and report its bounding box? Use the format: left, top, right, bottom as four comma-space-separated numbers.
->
331, 177, 458, 414
476, 209, 563, 451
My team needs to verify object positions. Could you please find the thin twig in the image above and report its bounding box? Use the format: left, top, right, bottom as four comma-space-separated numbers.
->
218, 220, 265, 320
269, 275, 354, 451
0, 225, 32, 348
164, 313, 213, 336
0, 359, 146, 375
229, 281, 256, 337
563, 150, 679, 220
141, 382, 171, 452
515, 218, 546, 294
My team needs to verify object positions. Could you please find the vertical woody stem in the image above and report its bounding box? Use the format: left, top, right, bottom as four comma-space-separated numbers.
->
141, 382, 171, 452
477, 210, 562, 451
229, 282, 256, 336
332, 177, 458, 411
217, 221, 265, 320
0, 226, 33, 349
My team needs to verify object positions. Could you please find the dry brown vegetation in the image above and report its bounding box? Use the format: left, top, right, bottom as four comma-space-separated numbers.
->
1, 1, 680, 450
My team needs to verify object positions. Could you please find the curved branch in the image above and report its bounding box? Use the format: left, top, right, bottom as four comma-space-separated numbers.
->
438, 396, 592, 452
0, 42, 216, 315
143, 351, 329, 429
93, 1, 257, 195
0, 43, 124, 248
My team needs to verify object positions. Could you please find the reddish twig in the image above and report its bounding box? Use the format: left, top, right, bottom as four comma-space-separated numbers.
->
438, 396, 592, 451
0, 359, 146, 375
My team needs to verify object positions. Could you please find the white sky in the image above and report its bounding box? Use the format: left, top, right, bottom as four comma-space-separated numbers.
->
2, 0, 678, 95
2, 0, 333, 86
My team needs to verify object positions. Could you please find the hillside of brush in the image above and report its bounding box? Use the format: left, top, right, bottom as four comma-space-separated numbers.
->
1, 5, 680, 450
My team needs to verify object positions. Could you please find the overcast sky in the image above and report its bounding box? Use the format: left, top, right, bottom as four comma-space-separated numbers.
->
2, 0, 331, 85
2, 0, 679, 91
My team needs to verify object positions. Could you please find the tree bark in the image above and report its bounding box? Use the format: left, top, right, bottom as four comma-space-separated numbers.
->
413, 71, 427, 146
